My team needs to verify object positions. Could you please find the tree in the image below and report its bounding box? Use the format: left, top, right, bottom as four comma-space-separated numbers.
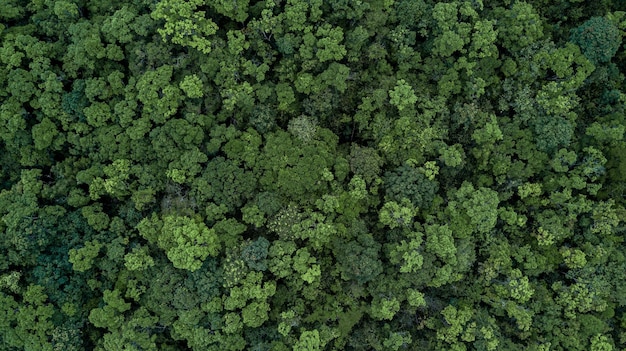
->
383, 163, 439, 209
531, 114, 574, 154
241, 237, 270, 271
101, 7, 137, 44
431, 1, 472, 58
4, 0, 626, 349
124, 245, 155, 271
370, 297, 400, 321
348, 144, 383, 184
570, 16, 622, 65
210, 0, 250, 23
294, 329, 322, 351
388, 230, 424, 274
590, 334, 613, 351
31, 117, 59, 150
290, 210, 337, 251
151, 0, 218, 54
388, 79, 417, 112
179, 74, 204, 98
0, 285, 55, 350
193, 156, 256, 213
433, 305, 474, 346
268, 239, 298, 279
257, 129, 337, 202
379, 199, 417, 230
135, 65, 182, 124
494, 2, 544, 52
292, 248, 321, 284
0, 0, 24, 21
137, 214, 219, 271
336, 234, 383, 285
68, 240, 102, 272
445, 181, 500, 238
81, 203, 110, 231
314, 24, 347, 63
288, 115, 318, 142
425, 224, 456, 263
62, 21, 107, 78
222, 271, 276, 327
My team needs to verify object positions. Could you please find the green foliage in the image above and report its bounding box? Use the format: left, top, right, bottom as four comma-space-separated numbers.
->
379, 199, 417, 229
151, 0, 218, 54
241, 237, 270, 271
81, 204, 110, 230
268, 239, 298, 279
388, 230, 424, 274
3, 1, 626, 350
292, 247, 321, 284
570, 16, 622, 65
179, 74, 204, 98
425, 224, 456, 262
0, 0, 24, 20
288, 115, 318, 142
314, 24, 347, 63
210, 0, 250, 22
294, 329, 321, 351
68, 240, 102, 272
383, 163, 439, 209
124, 245, 155, 271
531, 115, 574, 153
336, 234, 383, 285
31, 117, 59, 150
448, 181, 500, 237
434, 305, 474, 345
349, 144, 383, 184
0, 270, 21, 293
0, 285, 55, 350
135, 65, 181, 123
137, 215, 219, 271
195, 156, 256, 213
431, 2, 470, 58
101, 7, 137, 44
495, 2, 544, 52
370, 297, 400, 321
388, 79, 417, 112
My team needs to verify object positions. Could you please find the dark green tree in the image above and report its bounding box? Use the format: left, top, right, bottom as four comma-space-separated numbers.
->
570, 16, 622, 65
335, 234, 383, 285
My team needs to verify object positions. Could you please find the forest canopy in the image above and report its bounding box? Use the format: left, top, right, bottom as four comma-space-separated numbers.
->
1, 0, 626, 350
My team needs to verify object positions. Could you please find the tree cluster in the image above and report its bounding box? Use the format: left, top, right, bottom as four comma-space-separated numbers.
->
1, 0, 626, 350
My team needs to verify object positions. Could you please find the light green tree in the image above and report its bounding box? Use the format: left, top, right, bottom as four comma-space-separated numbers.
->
151, 0, 218, 54
294, 329, 321, 351
389, 79, 417, 112
179, 74, 204, 98
137, 215, 219, 271
68, 240, 103, 272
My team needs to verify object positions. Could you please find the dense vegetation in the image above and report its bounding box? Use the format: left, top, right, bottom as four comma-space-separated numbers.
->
1, 0, 626, 350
